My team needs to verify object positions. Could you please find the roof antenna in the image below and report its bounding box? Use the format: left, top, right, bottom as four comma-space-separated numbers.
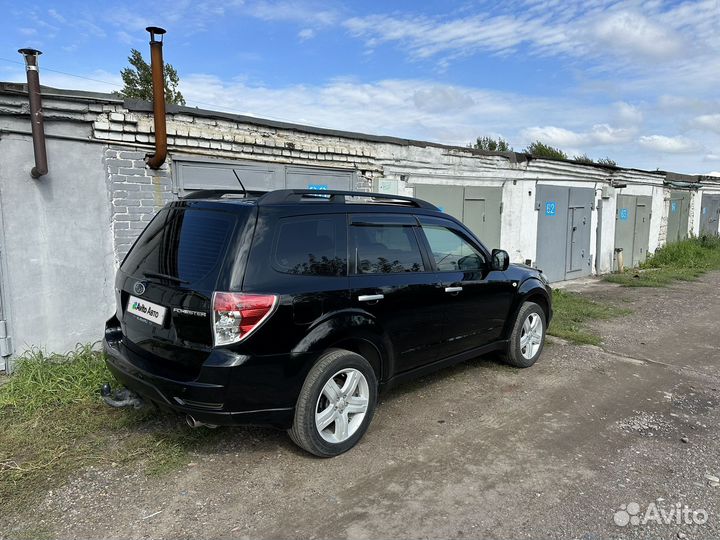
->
232, 170, 247, 196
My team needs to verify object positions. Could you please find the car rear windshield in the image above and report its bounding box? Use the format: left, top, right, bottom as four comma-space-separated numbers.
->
121, 207, 242, 285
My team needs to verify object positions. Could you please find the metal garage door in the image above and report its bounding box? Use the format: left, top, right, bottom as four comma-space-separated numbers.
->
285, 166, 353, 191
175, 158, 354, 196
176, 159, 283, 195
666, 191, 690, 243
412, 185, 464, 220
614, 195, 652, 268
535, 185, 594, 282
700, 194, 720, 236
463, 186, 502, 249
413, 184, 502, 249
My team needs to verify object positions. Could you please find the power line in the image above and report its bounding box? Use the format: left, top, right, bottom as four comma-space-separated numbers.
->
0, 56, 123, 87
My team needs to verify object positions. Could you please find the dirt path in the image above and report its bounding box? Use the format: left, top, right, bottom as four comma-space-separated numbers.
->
4, 274, 720, 539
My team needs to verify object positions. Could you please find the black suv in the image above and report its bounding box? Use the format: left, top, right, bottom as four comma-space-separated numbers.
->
103, 189, 552, 456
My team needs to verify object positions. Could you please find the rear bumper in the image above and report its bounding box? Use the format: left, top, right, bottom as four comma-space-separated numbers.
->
103, 334, 304, 429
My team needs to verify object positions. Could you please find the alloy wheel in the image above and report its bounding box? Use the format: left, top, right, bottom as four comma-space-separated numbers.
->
520, 312, 544, 360
315, 368, 370, 443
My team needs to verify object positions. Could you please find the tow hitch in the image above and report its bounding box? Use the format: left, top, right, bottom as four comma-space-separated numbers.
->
100, 383, 144, 409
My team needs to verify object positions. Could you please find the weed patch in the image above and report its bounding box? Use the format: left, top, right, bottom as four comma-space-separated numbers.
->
549, 290, 630, 345
606, 236, 720, 287
0, 346, 219, 515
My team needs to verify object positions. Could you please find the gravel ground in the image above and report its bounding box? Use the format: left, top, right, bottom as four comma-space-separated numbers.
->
3, 273, 720, 539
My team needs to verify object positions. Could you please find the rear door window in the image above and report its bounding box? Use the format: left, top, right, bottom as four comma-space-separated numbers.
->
121, 207, 238, 285
273, 215, 347, 276
350, 219, 425, 274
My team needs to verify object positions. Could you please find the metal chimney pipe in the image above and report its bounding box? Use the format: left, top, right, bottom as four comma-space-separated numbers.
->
18, 48, 48, 179
145, 26, 167, 170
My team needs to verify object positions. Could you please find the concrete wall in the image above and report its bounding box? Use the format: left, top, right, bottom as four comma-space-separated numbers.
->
0, 120, 115, 368
690, 190, 702, 237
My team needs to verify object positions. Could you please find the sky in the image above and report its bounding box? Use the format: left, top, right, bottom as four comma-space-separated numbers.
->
1, 0, 719, 174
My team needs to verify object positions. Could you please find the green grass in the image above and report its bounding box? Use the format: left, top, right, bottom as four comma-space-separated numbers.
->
605, 235, 720, 287
0, 345, 221, 515
548, 289, 631, 345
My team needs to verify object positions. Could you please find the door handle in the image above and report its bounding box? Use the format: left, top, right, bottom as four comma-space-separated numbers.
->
358, 294, 384, 302
444, 286, 463, 293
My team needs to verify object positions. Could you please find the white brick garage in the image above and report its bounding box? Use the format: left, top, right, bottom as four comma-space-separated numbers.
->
0, 82, 716, 366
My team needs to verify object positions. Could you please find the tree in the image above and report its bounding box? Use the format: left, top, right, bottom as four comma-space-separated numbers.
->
471, 136, 513, 152
118, 49, 185, 105
597, 157, 617, 167
573, 153, 594, 164
524, 141, 567, 160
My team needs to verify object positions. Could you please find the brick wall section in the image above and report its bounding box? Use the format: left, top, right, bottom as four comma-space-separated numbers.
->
104, 146, 175, 263
93, 109, 378, 173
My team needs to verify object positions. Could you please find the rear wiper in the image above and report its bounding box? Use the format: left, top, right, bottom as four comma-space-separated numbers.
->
142, 271, 189, 284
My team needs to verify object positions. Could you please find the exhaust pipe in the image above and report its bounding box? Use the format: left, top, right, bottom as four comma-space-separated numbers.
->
18, 48, 48, 179
145, 26, 167, 170
185, 414, 218, 429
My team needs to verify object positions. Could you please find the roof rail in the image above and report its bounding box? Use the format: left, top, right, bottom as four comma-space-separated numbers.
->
256, 189, 438, 210
181, 189, 264, 200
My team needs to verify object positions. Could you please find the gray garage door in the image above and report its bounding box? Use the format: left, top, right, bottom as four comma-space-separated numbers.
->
176, 159, 283, 195
535, 185, 594, 282
614, 195, 652, 269
463, 186, 503, 250
700, 194, 720, 236
666, 191, 691, 243
175, 158, 354, 196
285, 166, 353, 191
413, 184, 502, 249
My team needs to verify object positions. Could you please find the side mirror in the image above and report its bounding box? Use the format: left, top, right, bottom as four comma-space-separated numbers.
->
491, 249, 510, 271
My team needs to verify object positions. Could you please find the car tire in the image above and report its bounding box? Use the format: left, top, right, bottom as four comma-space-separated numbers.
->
289, 348, 378, 457
504, 301, 547, 368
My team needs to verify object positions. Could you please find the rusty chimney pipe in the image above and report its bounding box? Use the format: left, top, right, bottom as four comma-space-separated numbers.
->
18, 48, 48, 179
145, 26, 167, 170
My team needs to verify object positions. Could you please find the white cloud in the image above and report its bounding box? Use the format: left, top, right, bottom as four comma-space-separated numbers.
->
247, 1, 338, 26
591, 11, 682, 60
412, 86, 475, 113
47, 8, 67, 24
521, 124, 635, 147
343, 13, 545, 60
638, 135, 701, 154
178, 74, 562, 146
340, 0, 718, 88
116, 31, 137, 46
692, 114, 720, 134
298, 28, 315, 41
613, 101, 643, 126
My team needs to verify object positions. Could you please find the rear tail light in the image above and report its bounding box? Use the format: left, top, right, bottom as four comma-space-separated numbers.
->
212, 292, 278, 346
